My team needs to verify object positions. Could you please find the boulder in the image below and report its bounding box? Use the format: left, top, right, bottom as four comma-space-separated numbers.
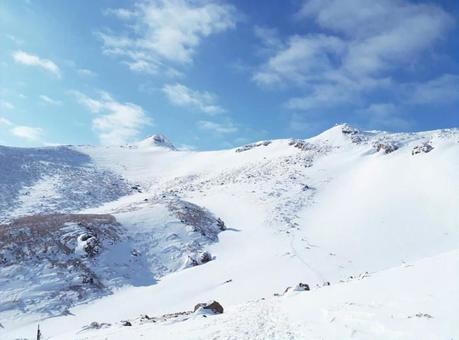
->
412, 142, 434, 155
194, 300, 224, 314
294, 282, 310, 291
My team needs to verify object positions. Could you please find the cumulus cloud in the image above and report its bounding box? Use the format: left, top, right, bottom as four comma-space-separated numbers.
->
253, 34, 345, 87
71, 90, 152, 145
197, 119, 238, 134
99, 0, 237, 74
11, 126, 44, 141
12, 51, 61, 78
162, 83, 225, 115
0, 116, 44, 142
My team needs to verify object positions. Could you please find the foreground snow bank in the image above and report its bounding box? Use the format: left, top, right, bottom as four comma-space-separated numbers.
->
67, 250, 459, 340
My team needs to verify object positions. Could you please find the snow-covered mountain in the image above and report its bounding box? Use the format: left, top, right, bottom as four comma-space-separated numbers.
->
0, 124, 458, 339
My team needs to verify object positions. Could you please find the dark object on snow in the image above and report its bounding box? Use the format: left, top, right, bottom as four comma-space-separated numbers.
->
296, 283, 310, 291
121, 320, 132, 326
341, 124, 359, 135
374, 142, 399, 154
194, 300, 224, 314
235, 141, 271, 153
36, 324, 41, 340
187, 250, 214, 267
412, 142, 434, 155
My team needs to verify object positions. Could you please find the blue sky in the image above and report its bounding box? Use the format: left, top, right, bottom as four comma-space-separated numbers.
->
1, 0, 458, 150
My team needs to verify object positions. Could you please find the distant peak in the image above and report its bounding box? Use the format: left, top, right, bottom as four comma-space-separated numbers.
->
137, 134, 176, 150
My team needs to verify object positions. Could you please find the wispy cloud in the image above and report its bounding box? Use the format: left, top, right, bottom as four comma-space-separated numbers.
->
254, 0, 454, 117
357, 103, 412, 130
162, 83, 225, 115
77, 68, 97, 77
99, 0, 237, 74
71, 90, 152, 145
39, 95, 62, 105
12, 51, 61, 78
405, 74, 459, 105
197, 119, 238, 134
0, 100, 15, 111
0, 117, 13, 126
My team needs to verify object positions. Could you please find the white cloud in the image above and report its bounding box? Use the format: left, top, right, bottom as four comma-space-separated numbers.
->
406, 74, 459, 105
197, 119, 237, 134
253, 34, 345, 87
0, 117, 44, 143
11, 125, 43, 141
39, 95, 62, 105
0, 117, 13, 126
77, 68, 97, 77
100, 0, 237, 74
72, 90, 152, 145
162, 83, 225, 115
254, 0, 453, 114
0, 100, 15, 110
12, 51, 61, 78
357, 103, 411, 129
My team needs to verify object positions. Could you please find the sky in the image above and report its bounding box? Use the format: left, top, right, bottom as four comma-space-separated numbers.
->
1, 0, 458, 150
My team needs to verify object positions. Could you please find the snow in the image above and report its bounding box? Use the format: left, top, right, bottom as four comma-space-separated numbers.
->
0, 125, 458, 339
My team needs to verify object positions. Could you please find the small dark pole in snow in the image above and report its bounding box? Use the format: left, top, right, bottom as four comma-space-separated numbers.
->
36, 324, 41, 340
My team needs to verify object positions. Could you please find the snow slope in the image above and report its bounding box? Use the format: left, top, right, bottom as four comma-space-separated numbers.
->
62, 249, 459, 340
0, 124, 458, 339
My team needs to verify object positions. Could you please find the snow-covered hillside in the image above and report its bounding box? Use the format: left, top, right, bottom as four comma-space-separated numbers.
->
0, 124, 458, 339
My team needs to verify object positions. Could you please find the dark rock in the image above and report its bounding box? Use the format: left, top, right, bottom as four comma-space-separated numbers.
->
374, 142, 399, 154
295, 282, 310, 291
341, 124, 359, 135
412, 143, 434, 155
121, 320, 132, 326
235, 141, 271, 153
194, 300, 224, 314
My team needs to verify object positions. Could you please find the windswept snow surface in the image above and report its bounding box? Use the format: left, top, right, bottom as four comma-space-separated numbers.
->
0, 125, 458, 339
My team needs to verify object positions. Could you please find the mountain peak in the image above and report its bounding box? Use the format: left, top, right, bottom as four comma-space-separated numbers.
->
136, 134, 176, 150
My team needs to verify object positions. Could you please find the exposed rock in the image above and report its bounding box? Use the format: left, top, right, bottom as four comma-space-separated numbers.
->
0, 214, 124, 315
235, 141, 271, 153
168, 199, 225, 241
374, 141, 399, 154
194, 300, 224, 314
412, 142, 434, 155
294, 282, 310, 291
121, 320, 132, 326
341, 124, 359, 135
186, 250, 214, 267
82, 321, 111, 331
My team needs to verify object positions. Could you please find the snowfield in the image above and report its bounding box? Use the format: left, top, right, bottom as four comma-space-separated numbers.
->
0, 125, 458, 339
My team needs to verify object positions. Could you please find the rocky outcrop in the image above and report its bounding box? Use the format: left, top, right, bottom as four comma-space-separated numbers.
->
374, 141, 399, 154
168, 199, 226, 241
412, 142, 434, 155
194, 300, 224, 314
235, 141, 271, 153
0, 214, 129, 315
